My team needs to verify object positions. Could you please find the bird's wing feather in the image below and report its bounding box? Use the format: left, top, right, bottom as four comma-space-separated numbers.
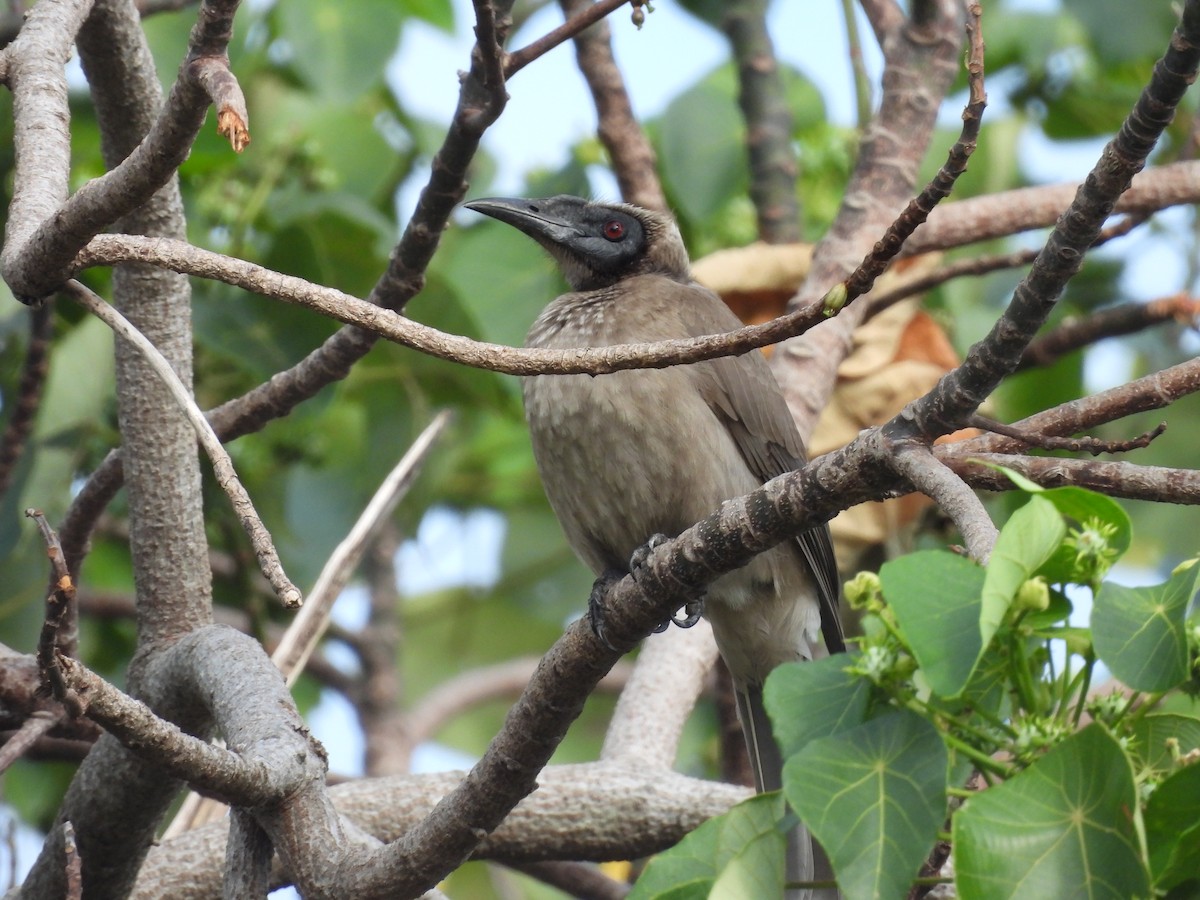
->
671, 280, 845, 654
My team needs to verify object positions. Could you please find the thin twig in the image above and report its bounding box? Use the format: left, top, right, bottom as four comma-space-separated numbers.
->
839, 2, 987, 307
0, 300, 53, 498
505, 0, 628, 78
0, 710, 60, 773
842, 0, 873, 129
62, 281, 301, 608
946, 356, 1200, 456
272, 410, 451, 684
867, 214, 1147, 321
25, 509, 80, 713
1019, 292, 1200, 371
968, 415, 1166, 455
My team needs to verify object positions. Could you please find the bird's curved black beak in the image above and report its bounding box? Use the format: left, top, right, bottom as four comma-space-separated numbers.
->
463, 197, 582, 248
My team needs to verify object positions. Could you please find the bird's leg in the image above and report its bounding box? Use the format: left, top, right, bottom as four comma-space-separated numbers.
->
629, 534, 705, 633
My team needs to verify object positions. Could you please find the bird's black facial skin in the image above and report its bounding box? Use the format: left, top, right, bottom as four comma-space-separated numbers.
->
464, 196, 648, 290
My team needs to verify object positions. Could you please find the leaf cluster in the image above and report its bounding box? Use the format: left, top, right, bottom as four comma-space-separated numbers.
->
636, 476, 1200, 898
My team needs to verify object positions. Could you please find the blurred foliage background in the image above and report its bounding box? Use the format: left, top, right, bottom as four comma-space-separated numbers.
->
0, 0, 1197, 895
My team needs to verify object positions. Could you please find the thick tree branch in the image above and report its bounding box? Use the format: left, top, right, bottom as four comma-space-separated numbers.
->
722, 0, 802, 242
134, 766, 749, 897
892, 443, 997, 561
600, 624, 717, 768
775, 0, 964, 440
910, 159, 1200, 255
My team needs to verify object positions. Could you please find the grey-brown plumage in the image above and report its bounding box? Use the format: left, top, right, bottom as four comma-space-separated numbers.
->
465, 195, 842, 898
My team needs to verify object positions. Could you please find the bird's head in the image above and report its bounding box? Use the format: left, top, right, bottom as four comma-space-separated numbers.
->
463, 195, 690, 291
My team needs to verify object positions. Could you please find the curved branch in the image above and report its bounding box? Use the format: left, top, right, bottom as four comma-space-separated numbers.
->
892, 442, 997, 562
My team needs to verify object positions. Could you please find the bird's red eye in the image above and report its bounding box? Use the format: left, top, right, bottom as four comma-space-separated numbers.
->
602, 219, 625, 241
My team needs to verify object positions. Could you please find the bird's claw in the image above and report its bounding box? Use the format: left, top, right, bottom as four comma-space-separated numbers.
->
631, 534, 704, 634
587, 569, 624, 652
628, 532, 669, 572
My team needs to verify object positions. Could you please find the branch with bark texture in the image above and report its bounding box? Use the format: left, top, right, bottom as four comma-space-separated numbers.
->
3, 0, 247, 302
64, 280, 301, 607
560, 0, 667, 211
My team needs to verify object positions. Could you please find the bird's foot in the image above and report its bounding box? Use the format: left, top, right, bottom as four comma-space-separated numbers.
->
650, 597, 705, 632
587, 569, 625, 652
629, 534, 705, 633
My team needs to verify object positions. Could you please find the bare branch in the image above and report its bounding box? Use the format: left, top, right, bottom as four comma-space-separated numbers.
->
905, 0, 1200, 440
0, 301, 53, 499
909, 159, 1200, 255
892, 443, 997, 562
865, 214, 1146, 320
967, 415, 1166, 455
560, 0, 667, 211
273, 411, 452, 681
63, 281, 301, 608
506, 861, 629, 900
1019, 293, 1200, 371
950, 453, 1200, 505
54, 652, 310, 805
26, 509, 80, 710
5, 0, 246, 301
505, 0, 629, 78
405, 656, 632, 749
135, 765, 750, 897
839, 2, 986, 309
776, 0, 964, 439
601, 625, 718, 769
721, 0, 802, 242
948, 357, 1200, 456
0, 710, 60, 774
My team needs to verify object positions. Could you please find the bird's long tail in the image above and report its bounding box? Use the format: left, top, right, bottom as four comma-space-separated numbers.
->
736, 685, 839, 900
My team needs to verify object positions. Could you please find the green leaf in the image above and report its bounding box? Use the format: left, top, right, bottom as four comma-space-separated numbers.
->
1129, 713, 1200, 774
402, 0, 454, 32
1092, 563, 1197, 692
882, 550, 985, 698
954, 724, 1149, 900
1062, 0, 1181, 62
275, 0, 404, 100
1144, 763, 1200, 890
763, 653, 870, 758
629, 793, 786, 900
980, 495, 1066, 645
658, 66, 747, 225
974, 464, 1132, 582
784, 710, 947, 900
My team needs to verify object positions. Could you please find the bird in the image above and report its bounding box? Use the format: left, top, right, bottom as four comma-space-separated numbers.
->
464, 195, 844, 899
